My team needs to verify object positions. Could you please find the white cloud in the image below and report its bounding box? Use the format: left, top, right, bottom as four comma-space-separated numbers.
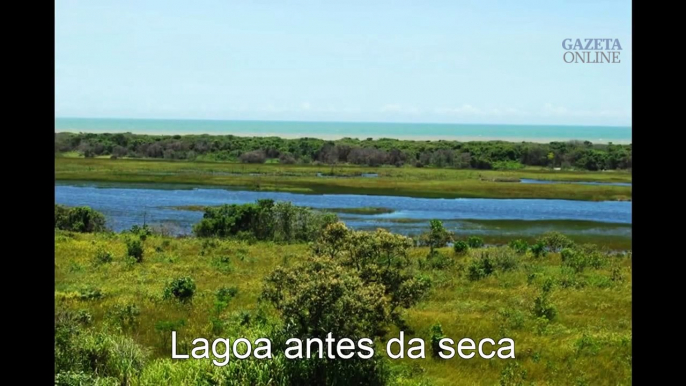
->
380, 104, 420, 114
301, 102, 311, 110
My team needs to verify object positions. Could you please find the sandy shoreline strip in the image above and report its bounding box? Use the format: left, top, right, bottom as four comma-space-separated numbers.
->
54, 129, 631, 144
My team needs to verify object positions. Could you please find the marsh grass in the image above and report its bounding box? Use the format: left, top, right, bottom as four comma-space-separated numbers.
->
55, 158, 632, 201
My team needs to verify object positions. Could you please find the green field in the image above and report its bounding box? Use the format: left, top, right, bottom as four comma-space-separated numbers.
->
55, 158, 631, 201
55, 229, 631, 385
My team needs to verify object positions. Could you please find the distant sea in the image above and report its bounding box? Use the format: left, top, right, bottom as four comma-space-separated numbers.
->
54, 118, 632, 143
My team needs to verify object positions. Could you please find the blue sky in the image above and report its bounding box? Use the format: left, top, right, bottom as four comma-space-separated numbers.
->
55, 0, 631, 126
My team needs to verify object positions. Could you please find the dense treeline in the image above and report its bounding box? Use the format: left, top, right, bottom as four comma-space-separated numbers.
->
55, 132, 632, 171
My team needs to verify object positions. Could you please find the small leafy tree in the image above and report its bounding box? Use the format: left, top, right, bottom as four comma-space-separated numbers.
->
163, 277, 196, 303
126, 238, 144, 262
422, 220, 453, 255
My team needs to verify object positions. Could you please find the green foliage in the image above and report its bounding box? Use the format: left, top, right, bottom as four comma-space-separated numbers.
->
492, 248, 520, 272
312, 223, 430, 323
107, 303, 140, 331
193, 199, 338, 243
429, 323, 445, 358
508, 239, 528, 254
215, 286, 239, 313
453, 240, 469, 254
419, 220, 453, 254
261, 256, 391, 384
128, 224, 152, 240
426, 251, 454, 270
538, 231, 575, 252
500, 361, 528, 386
532, 278, 557, 321
55, 204, 106, 233
56, 131, 632, 171
78, 286, 104, 300
467, 254, 495, 281
163, 277, 196, 303
126, 238, 144, 262
575, 332, 601, 356
93, 247, 113, 264
55, 311, 148, 384
467, 236, 484, 248
530, 242, 546, 258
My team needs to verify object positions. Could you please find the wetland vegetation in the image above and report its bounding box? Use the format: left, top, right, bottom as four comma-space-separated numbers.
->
55, 203, 631, 385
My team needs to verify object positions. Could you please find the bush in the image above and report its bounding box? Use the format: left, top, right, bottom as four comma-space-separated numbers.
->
561, 248, 589, 273
163, 277, 196, 303
107, 303, 140, 331
467, 236, 484, 248
215, 286, 239, 309
467, 254, 495, 280
493, 248, 519, 272
453, 240, 469, 254
426, 251, 454, 270
537, 231, 574, 252
430, 323, 445, 358
530, 242, 546, 258
55, 204, 106, 233
94, 248, 113, 264
532, 278, 557, 321
508, 239, 528, 254
126, 238, 144, 262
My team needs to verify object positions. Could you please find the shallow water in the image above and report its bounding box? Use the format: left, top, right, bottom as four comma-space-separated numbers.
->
55, 182, 631, 237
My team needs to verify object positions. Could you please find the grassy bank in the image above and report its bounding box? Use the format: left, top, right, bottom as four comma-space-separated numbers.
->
55, 158, 632, 201
55, 230, 631, 385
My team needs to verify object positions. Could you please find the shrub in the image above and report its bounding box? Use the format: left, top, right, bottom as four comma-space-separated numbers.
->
429, 323, 445, 358
79, 287, 103, 300
493, 248, 520, 272
500, 361, 527, 386
163, 277, 196, 303
55, 204, 106, 233
94, 248, 113, 264
467, 254, 495, 280
426, 251, 454, 270
537, 231, 574, 252
532, 278, 557, 321
107, 303, 140, 331
215, 286, 239, 311
126, 238, 144, 262
530, 242, 546, 258
467, 236, 484, 248
508, 239, 528, 254
561, 248, 588, 273
453, 240, 469, 254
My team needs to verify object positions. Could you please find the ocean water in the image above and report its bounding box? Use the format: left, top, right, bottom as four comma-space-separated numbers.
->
54, 118, 631, 143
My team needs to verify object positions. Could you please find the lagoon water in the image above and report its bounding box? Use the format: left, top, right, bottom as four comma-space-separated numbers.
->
55, 118, 632, 144
54, 182, 631, 237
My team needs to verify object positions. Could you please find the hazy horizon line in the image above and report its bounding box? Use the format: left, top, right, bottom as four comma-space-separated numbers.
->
55, 116, 632, 129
